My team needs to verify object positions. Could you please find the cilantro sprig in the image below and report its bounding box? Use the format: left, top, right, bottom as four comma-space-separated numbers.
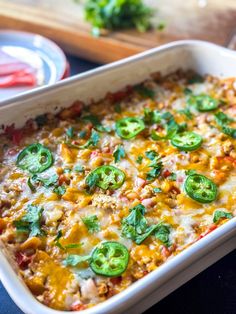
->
121, 204, 171, 246
84, 0, 153, 36
82, 215, 100, 233
14, 205, 44, 237
113, 145, 126, 163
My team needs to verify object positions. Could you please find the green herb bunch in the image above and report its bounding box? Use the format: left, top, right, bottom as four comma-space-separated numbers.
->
84, 0, 153, 35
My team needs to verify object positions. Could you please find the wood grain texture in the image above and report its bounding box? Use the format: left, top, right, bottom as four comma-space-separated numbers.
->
0, 0, 235, 63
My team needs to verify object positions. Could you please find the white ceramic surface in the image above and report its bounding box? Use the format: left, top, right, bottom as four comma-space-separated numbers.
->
0, 40, 236, 314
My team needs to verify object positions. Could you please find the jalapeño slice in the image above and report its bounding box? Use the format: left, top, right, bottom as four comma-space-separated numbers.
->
115, 117, 145, 139
189, 95, 219, 112
17, 143, 53, 174
171, 131, 202, 151
86, 165, 125, 190
90, 241, 129, 277
184, 174, 217, 203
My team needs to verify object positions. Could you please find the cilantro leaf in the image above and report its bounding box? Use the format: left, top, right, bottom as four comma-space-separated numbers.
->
66, 127, 74, 138
86, 172, 99, 193
168, 172, 177, 181
178, 108, 193, 120
113, 145, 126, 163
146, 155, 163, 181
74, 165, 85, 173
14, 205, 44, 237
82, 114, 111, 133
84, 0, 153, 34
153, 187, 162, 193
114, 103, 122, 113
80, 129, 100, 148
79, 130, 87, 138
134, 85, 155, 99
136, 155, 143, 164
53, 185, 66, 196
149, 110, 187, 140
213, 210, 233, 224
54, 230, 83, 250
215, 112, 236, 138
82, 215, 100, 233
188, 74, 203, 84
63, 254, 91, 266
155, 224, 171, 247
31, 173, 58, 187
145, 150, 158, 160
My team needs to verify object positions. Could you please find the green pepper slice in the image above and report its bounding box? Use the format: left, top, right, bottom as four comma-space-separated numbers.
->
86, 165, 125, 190
90, 241, 129, 277
189, 95, 219, 112
116, 117, 145, 139
171, 131, 202, 151
17, 143, 53, 174
184, 174, 217, 203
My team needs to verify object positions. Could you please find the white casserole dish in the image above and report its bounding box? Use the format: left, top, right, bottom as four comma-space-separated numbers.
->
0, 40, 236, 314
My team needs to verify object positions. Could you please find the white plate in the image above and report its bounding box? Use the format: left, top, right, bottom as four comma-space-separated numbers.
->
0, 30, 67, 102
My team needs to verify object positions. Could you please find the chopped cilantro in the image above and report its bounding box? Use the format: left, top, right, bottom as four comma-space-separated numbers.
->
86, 172, 99, 193
113, 145, 126, 163
80, 129, 100, 148
155, 224, 171, 247
14, 205, 44, 237
74, 165, 85, 173
82, 215, 100, 233
63, 254, 91, 266
84, 0, 153, 34
188, 74, 203, 84
134, 85, 155, 99
145, 150, 158, 160
183, 88, 193, 95
215, 112, 236, 138
66, 126, 74, 138
146, 155, 163, 181
82, 114, 111, 133
53, 185, 66, 196
31, 173, 58, 187
121, 204, 170, 245
213, 210, 233, 224
54, 230, 83, 250
168, 172, 177, 181
178, 108, 193, 120
79, 130, 87, 138
35, 114, 48, 127
153, 187, 162, 193
136, 155, 143, 164
114, 103, 122, 113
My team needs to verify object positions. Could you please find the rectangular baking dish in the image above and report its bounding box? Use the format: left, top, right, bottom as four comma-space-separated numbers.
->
0, 40, 236, 314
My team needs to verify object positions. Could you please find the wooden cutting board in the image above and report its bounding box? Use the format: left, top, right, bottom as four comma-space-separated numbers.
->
0, 0, 235, 63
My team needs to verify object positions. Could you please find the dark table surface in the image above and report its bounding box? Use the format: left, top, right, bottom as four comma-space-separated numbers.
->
1, 55, 235, 314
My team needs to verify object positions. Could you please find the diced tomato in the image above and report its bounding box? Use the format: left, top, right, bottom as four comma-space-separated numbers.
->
217, 156, 236, 167
170, 186, 180, 194
197, 224, 217, 241
71, 303, 87, 311
15, 252, 33, 270
162, 169, 171, 178
4, 124, 23, 145
71, 101, 83, 116
110, 276, 122, 285
161, 246, 171, 259
7, 148, 18, 156
106, 86, 133, 103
